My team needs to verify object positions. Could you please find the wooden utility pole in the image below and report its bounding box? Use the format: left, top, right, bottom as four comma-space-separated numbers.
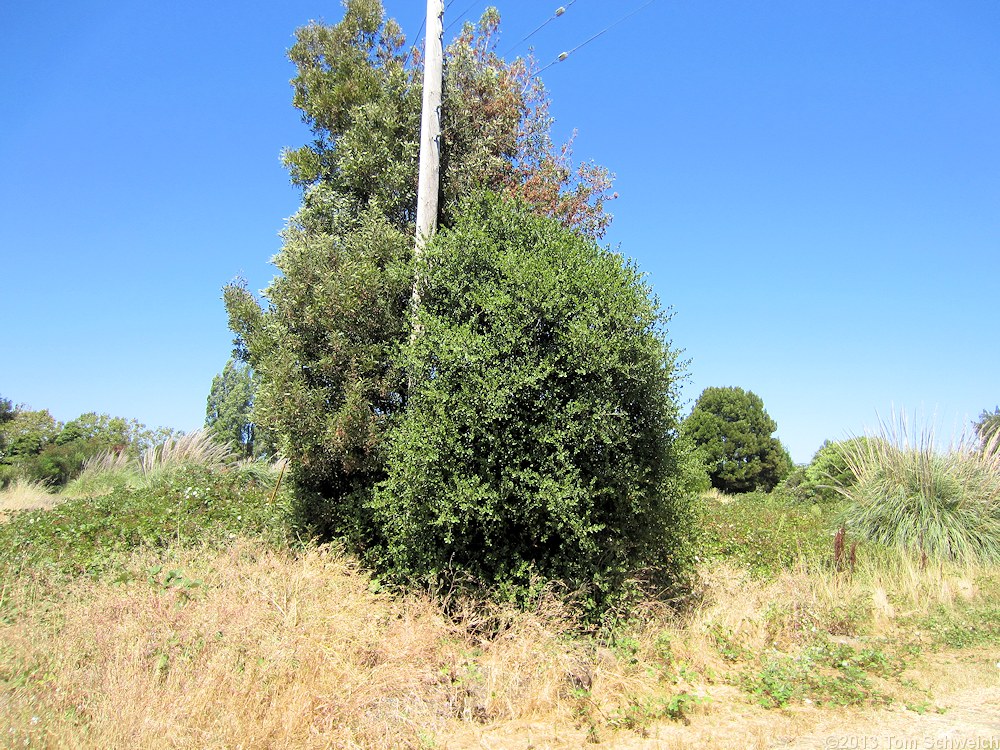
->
414, 0, 444, 260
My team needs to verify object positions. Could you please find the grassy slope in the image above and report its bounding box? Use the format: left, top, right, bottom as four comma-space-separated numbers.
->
1, 478, 997, 748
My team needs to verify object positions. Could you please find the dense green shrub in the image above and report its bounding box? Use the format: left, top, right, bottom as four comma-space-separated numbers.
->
223, 3, 692, 615
0, 409, 59, 461
18, 441, 98, 486
683, 387, 792, 494
1, 409, 65, 487
367, 193, 697, 612
784, 438, 870, 504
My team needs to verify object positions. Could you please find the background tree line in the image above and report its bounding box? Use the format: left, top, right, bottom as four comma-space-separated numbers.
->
0, 396, 177, 488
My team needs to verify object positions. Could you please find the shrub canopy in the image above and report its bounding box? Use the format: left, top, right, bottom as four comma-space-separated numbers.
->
784, 437, 870, 504
369, 193, 695, 609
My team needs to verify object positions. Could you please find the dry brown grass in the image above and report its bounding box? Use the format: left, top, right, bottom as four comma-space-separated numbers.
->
1, 541, 995, 749
1, 541, 593, 748
0, 478, 59, 521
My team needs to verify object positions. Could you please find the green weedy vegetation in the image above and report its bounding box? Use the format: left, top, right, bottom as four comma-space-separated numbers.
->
837, 420, 1000, 564
0, 461, 293, 579
919, 596, 1000, 649
368, 193, 698, 611
738, 640, 901, 709
2, 430, 290, 580
698, 490, 846, 576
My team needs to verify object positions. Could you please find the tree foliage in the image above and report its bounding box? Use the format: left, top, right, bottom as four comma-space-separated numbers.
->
0, 408, 60, 461
0, 402, 170, 488
224, 1, 694, 610
0, 396, 13, 467
226, 0, 616, 534
225, 199, 412, 538
278, 1, 613, 237
368, 193, 694, 609
0, 396, 13, 426
975, 407, 1000, 448
205, 358, 264, 457
683, 386, 792, 494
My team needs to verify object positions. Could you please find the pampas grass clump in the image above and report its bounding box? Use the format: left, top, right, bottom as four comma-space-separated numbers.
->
837, 415, 1000, 564
65, 430, 238, 497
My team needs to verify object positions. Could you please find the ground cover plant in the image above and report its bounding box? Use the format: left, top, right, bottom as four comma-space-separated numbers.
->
0, 430, 291, 578
0, 463, 292, 579
697, 489, 847, 576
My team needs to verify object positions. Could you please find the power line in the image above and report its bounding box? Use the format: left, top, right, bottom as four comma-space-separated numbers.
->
445, 1, 481, 32
503, 1, 578, 58
405, 1, 470, 69
406, 15, 427, 68
537, 0, 656, 74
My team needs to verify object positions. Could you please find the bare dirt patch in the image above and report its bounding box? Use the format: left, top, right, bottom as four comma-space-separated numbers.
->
439, 651, 1000, 748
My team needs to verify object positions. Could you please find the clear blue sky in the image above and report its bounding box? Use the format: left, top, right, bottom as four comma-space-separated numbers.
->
2, 0, 998, 463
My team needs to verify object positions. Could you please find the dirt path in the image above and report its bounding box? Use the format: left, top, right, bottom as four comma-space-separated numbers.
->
771, 686, 1000, 750
454, 664, 1000, 749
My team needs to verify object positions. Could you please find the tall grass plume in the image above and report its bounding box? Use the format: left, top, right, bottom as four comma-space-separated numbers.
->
66, 430, 239, 497
139, 429, 234, 476
836, 413, 1000, 564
